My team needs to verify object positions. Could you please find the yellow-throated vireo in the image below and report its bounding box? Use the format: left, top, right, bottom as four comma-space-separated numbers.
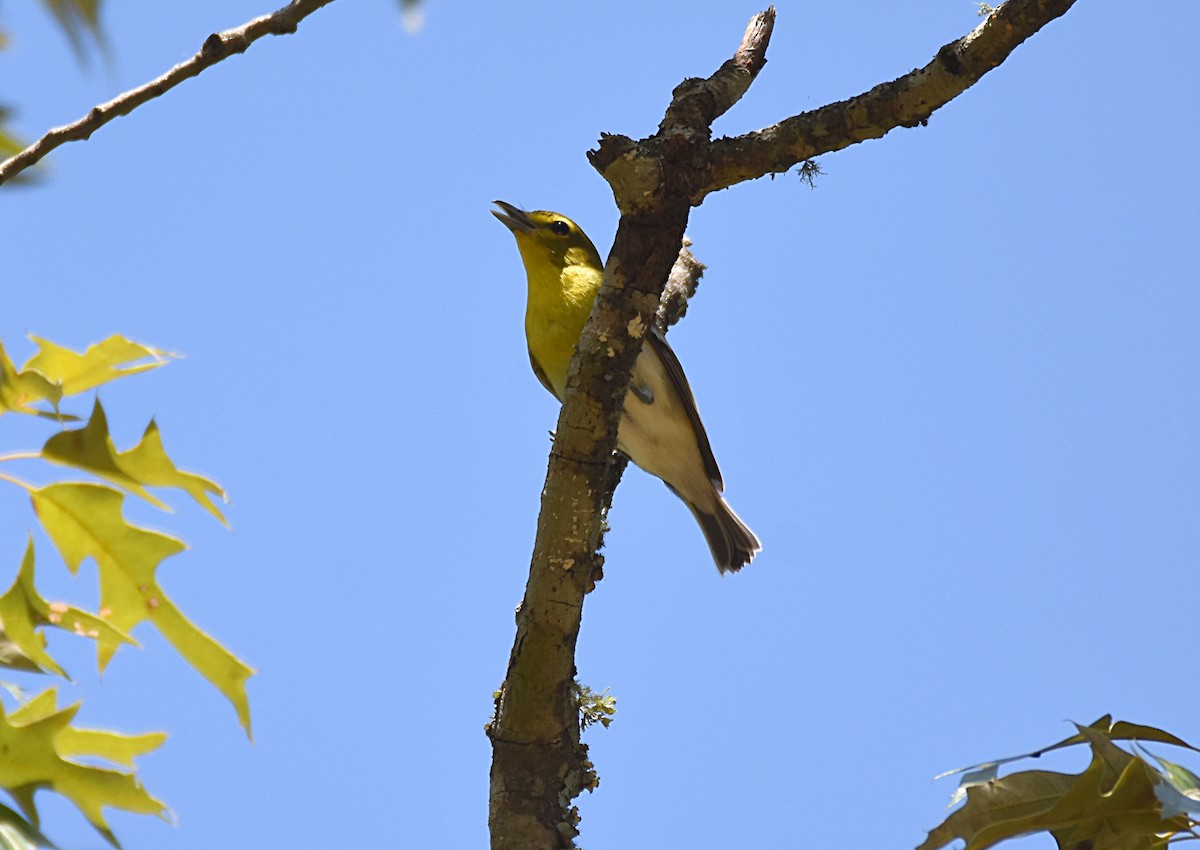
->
493, 201, 760, 573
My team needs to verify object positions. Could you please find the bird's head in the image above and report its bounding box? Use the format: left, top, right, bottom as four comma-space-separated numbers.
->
492, 201, 603, 273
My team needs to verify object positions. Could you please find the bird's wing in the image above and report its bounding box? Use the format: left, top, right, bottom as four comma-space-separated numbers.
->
527, 346, 558, 399
639, 326, 724, 491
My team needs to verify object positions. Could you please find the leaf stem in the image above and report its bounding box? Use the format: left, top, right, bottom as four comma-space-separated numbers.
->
0, 471, 34, 491
0, 452, 40, 463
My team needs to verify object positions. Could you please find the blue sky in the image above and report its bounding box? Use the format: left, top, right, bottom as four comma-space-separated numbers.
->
2, 1, 1198, 848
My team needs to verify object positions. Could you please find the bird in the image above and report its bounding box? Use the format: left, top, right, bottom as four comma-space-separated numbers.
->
492, 200, 760, 573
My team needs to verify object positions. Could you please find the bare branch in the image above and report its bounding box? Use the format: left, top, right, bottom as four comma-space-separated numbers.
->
697, 0, 1077, 200
0, 0, 335, 187
590, 7, 776, 213
660, 6, 776, 136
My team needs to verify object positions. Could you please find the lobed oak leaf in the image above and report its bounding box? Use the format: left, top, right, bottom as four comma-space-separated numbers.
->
30, 483, 253, 735
0, 538, 136, 678
9, 689, 166, 769
0, 694, 166, 847
23, 336, 171, 398
42, 399, 227, 523
921, 722, 1198, 850
0, 342, 63, 419
1140, 749, 1200, 819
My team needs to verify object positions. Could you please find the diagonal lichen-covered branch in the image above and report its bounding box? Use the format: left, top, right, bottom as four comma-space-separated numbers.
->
0, 0, 335, 187
696, 0, 1078, 200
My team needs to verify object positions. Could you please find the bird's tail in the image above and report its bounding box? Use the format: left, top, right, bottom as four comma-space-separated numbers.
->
689, 496, 761, 574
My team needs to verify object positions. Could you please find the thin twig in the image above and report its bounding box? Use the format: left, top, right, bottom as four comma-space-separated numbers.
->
0, 0, 336, 186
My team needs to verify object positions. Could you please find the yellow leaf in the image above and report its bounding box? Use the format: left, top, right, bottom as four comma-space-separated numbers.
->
0, 631, 43, 674
23, 335, 171, 398
9, 689, 166, 769
57, 726, 168, 771
919, 769, 1076, 850
31, 483, 253, 735
43, 398, 228, 523
6, 689, 60, 723
920, 723, 1196, 850
0, 538, 136, 679
0, 340, 63, 418
937, 716, 1200, 783
1043, 728, 1168, 848
0, 695, 167, 846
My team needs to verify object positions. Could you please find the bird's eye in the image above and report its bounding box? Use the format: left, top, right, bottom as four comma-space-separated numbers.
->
550, 220, 570, 236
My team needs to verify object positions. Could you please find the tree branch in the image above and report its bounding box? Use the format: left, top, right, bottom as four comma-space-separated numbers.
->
491, 1, 1077, 847
589, 7, 776, 214
696, 0, 1077, 200
659, 7, 776, 136
0, 0, 335, 187
487, 12, 776, 850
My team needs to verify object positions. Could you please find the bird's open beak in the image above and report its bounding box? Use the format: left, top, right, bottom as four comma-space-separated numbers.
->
492, 200, 535, 234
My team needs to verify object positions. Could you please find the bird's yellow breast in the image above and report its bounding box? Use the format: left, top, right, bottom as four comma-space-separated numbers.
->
523, 256, 604, 400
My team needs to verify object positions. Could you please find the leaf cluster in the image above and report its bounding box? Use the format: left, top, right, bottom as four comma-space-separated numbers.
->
576, 685, 617, 732
921, 717, 1200, 850
0, 335, 251, 847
